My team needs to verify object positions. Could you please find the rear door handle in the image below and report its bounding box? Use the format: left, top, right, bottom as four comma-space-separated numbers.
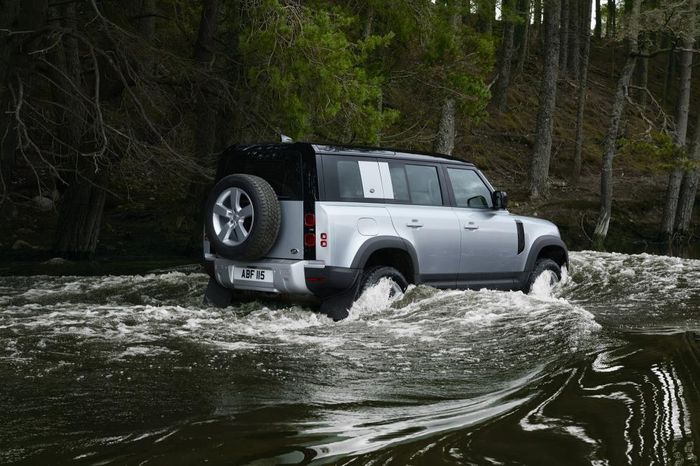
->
464, 224, 479, 230
406, 221, 423, 228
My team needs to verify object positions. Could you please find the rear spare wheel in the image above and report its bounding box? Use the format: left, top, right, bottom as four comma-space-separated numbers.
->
205, 174, 281, 260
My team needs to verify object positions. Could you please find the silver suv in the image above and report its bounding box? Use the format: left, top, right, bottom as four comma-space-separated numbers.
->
203, 143, 568, 320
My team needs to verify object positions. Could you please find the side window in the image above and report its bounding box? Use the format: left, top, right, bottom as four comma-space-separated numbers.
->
387, 164, 410, 202
406, 165, 443, 206
447, 168, 493, 209
384, 163, 443, 206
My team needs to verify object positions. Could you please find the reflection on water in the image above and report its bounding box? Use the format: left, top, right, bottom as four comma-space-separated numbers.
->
0, 251, 699, 464
336, 333, 700, 466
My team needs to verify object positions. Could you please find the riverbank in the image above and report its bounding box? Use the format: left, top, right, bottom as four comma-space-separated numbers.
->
1, 170, 697, 278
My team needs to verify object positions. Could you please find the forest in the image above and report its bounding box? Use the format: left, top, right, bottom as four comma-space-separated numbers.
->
0, 0, 699, 263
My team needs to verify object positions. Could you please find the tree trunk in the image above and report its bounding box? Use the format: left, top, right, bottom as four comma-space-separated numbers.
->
54, 174, 108, 258
134, 0, 156, 39
636, 34, 649, 108
363, 6, 383, 145
363, 6, 374, 39
567, 0, 580, 77
675, 111, 700, 235
194, 0, 219, 166
477, 0, 494, 34
661, 0, 695, 238
515, 0, 531, 75
594, 0, 602, 39
434, 98, 456, 155
184, 0, 221, 251
434, 2, 462, 155
662, 46, 676, 109
533, 0, 542, 43
529, 0, 561, 199
592, 0, 640, 246
607, 0, 616, 38
492, 0, 516, 110
52, 2, 107, 258
559, 0, 569, 73
672, 33, 694, 147
573, 0, 592, 182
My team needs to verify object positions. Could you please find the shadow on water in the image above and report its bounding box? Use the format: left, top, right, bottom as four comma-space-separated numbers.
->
0, 251, 699, 464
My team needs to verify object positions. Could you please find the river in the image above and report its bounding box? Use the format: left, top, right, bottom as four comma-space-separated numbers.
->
1, 251, 699, 465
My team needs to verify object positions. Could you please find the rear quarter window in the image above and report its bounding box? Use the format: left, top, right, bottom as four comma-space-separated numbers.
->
322, 155, 385, 201
221, 148, 303, 200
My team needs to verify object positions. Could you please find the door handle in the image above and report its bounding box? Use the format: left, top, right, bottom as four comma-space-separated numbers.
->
464, 224, 479, 230
406, 222, 423, 228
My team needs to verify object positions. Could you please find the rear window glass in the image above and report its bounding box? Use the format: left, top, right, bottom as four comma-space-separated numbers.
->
336, 160, 364, 199
222, 148, 302, 199
322, 155, 385, 201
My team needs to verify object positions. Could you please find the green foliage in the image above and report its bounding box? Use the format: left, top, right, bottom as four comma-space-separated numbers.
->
228, 0, 494, 146
357, 0, 495, 143
619, 132, 687, 171
238, 1, 394, 143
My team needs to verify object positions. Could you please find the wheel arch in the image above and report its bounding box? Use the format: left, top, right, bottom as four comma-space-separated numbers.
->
524, 235, 569, 272
350, 237, 419, 283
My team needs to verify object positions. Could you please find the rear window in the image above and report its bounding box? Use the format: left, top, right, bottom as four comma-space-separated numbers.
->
222, 148, 303, 200
336, 160, 364, 199
323, 156, 392, 201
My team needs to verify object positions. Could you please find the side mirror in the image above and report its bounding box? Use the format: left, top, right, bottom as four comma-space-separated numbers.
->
492, 190, 508, 210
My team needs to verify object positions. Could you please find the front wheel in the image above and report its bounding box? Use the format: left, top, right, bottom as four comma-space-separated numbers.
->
525, 258, 562, 293
357, 266, 409, 299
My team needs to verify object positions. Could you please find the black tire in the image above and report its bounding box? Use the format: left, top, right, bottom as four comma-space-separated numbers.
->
357, 266, 409, 299
204, 174, 281, 261
525, 258, 561, 293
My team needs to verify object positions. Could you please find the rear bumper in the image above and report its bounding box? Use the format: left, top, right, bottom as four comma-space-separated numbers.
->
207, 257, 359, 298
211, 257, 319, 295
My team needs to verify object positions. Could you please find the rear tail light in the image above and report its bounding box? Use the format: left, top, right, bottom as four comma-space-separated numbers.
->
305, 276, 325, 283
304, 233, 316, 248
304, 213, 315, 227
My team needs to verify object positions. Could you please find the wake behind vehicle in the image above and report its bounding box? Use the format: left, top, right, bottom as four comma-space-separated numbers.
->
202, 142, 568, 320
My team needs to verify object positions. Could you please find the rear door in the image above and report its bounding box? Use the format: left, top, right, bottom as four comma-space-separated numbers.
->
379, 160, 461, 287
444, 166, 520, 284
224, 146, 305, 260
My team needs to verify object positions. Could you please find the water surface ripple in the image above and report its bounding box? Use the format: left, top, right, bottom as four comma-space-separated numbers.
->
0, 251, 698, 464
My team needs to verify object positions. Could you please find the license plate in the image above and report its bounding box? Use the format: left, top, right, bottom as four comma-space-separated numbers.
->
234, 267, 273, 283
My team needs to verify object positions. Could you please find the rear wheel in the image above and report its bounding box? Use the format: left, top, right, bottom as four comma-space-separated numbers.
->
526, 258, 562, 293
357, 266, 409, 299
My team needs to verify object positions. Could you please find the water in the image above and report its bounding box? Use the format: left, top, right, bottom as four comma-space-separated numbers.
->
0, 251, 699, 465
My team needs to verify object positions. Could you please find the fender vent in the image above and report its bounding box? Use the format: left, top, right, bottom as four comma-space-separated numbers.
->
515, 220, 525, 254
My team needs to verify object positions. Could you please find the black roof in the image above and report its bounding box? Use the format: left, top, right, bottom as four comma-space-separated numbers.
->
232, 142, 474, 166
